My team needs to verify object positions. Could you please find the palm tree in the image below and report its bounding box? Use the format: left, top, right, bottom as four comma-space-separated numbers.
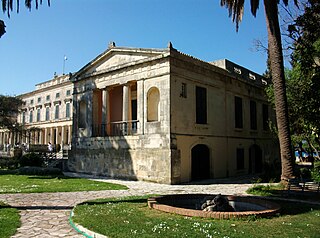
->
220, 0, 297, 180
0, 0, 50, 38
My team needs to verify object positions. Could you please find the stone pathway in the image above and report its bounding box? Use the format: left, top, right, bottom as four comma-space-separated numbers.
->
0, 173, 253, 238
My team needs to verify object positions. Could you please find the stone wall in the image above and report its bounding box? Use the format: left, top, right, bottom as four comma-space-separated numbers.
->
69, 134, 174, 184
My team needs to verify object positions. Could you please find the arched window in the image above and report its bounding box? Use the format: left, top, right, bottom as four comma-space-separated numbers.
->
147, 87, 160, 122
79, 101, 87, 129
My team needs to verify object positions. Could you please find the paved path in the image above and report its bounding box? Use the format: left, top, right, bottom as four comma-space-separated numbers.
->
0, 173, 253, 238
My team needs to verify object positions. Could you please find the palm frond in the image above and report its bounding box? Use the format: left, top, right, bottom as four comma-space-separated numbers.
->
251, 0, 260, 17
220, 0, 245, 31
282, 0, 298, 7
25, 0, 31, 10
9, 0, 12, 11
2, 0, 7, 13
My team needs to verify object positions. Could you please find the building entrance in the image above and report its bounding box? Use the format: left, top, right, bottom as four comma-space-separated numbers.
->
191, 144, 210, 181
249, 144, 263, 174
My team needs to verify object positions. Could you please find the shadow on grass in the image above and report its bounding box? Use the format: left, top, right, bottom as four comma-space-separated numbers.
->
0, 203, 11, 209
27, 175, 80, 180
80, 196, 151, 206
275, 199, 320, 216
11, 205, 74, 210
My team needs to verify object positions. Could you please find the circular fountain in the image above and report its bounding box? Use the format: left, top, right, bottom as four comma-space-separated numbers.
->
148, 194, 281, 219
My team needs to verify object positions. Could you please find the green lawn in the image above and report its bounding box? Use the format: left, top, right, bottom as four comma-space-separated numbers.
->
0, 174, 128, 193
0, 202, 20, 238
72, 196, 320, 238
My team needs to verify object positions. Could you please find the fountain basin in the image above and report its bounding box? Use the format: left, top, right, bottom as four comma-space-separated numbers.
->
148, 194, 281, 219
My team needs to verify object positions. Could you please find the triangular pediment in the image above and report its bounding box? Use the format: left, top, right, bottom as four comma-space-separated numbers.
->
73, 47, 169, 80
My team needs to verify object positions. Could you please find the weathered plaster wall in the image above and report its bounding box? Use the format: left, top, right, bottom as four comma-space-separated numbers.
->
169, 51, 278, 183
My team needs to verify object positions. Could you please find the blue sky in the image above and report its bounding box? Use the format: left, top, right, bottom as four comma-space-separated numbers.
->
0, 0, 270, 96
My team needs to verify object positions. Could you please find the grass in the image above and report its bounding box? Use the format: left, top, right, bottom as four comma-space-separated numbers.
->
0, 174, 128, 193
246, 183, 284, 196
0, 202, 20, 238
72, 196, 320, 238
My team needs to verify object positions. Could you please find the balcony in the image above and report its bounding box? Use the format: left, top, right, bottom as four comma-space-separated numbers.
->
92, 120, 139, 137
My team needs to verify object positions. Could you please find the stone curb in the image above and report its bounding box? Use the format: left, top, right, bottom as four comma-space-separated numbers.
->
69, 208, 108, 238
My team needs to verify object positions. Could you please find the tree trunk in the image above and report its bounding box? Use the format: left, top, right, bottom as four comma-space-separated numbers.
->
263, 0, 294, 180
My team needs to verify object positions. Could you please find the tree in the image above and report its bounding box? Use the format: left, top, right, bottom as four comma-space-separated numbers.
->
287, 0, 320, 157
289, 0, 320, 75
0, 94, 22, 129
220, 0, 297, 180
265, 1, 320, 160
0, 0, 50, 38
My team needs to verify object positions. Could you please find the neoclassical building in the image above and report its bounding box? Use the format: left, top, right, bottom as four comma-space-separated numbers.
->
68, 42, 279, 184
0, 74, 73, 149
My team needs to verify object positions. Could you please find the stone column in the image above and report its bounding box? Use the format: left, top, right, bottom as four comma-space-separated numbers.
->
35, 131, 38, 144
137, 80, 144, 135
39, 129, 43, 144
50, 127, 53, 144
61, 126, 65, 149
55, 127, 59, 145
44, 128, 48, 144
68, 125, 72, 145
122, 84, 130, 122
102, 88, 107, 123
0, 132, 3, 146
29, 131, 33, 144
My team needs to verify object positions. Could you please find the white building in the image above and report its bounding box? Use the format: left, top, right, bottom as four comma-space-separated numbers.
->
0, 74, 73, 149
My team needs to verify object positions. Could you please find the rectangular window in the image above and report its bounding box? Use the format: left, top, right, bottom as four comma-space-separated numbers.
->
37, 108, 41, 122
37, 97, 41, 103
55, 105, 59, 119
45, 107, 50, 121
46, 95, 50, 101
250, 100, 257, 130
235, 96, 243, 128
180, 83, 187, 98
22, 112, 26, 124
56, 92, 60, 98
66, 103, 70, 118
196, 86, 207, 124
66, 90, 71, 96
30, 99, 34, 105
236, 148, 245, 170
29, 110, 33, 123
262, 104, 269, 131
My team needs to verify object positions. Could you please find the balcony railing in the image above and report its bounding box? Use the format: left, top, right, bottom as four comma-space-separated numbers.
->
92, 120, 139, 137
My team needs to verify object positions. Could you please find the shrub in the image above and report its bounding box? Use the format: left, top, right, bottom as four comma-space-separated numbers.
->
19, 153, 44, 167
311, 165, 320, 183
0, 157, 20, 169
299, 167, 311, 179
18, 166, 62, 176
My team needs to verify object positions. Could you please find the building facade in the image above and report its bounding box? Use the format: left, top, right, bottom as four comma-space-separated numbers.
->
0, 74, 73, 150
68, 43, 279, 184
